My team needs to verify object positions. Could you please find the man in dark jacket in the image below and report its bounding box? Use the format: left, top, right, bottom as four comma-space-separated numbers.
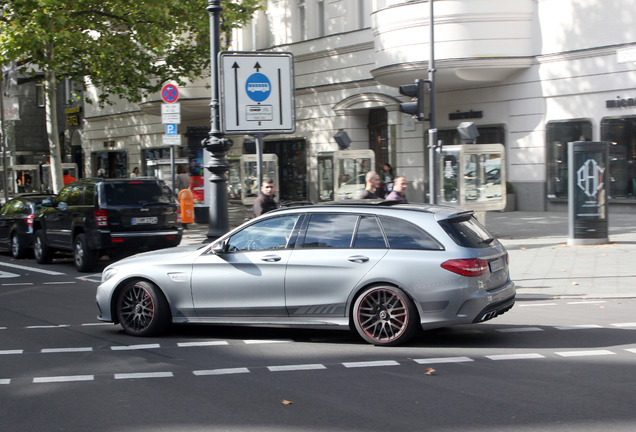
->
253, 178, 277, 217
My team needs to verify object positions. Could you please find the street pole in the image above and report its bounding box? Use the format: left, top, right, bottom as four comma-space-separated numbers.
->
428, 0, 438, 204
204, 0, 232, 240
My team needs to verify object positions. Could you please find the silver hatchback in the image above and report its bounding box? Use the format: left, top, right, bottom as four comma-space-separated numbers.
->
96, 203, 515, 346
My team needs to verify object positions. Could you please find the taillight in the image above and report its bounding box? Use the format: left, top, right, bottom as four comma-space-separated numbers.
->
441, 258, 488, 277
26, 214, 35, 227
176, 205, 182, 224
95, 209, 108, 227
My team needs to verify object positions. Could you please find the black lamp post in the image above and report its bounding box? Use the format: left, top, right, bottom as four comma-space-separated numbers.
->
204, 0, 232, 240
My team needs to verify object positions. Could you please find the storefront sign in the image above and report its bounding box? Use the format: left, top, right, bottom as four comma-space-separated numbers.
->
606, 97, 636, 108
449, 110, 483, 120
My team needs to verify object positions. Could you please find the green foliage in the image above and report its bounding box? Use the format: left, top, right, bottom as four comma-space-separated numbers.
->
0, 0, 264, 104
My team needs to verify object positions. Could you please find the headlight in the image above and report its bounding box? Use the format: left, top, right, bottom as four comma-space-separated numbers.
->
101, 268, 118, 284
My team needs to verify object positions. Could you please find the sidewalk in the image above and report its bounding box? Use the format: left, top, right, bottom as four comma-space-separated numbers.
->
180, 205, 636, 299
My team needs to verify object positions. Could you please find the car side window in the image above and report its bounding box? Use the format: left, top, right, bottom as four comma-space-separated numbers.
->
226, 215, 300, 252
56, 186, 73, 205
379, 216, 443, 250
353, 215, 387, 248
66, 185, 82, 206
83, 184, 95, 206
301, 214, 357, 248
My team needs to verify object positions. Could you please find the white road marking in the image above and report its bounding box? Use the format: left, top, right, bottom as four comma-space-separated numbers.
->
25, 325, 70, 329
111, 344, 161, 351
178, 341, 229, 347
114, 372, 173, 380
0, 349, 23, 355
33, 375, 94, 383
268, 364, 326, 372
342, 360, 400, 368
41, 347, 93, 354
487, 353, 545, 361
0, 262, 65, 275
625, 349, 636, 354
193, 368, 250, 376
612, 323, 636, 328
0, 379, 10, 385
555, 325, 603, 330
414, 357, 473, 364
518, 303, 558, 307
1, 283, 33, 286
81, 323, 111, 327
243, 339, 292, 344
496, 327, 544, 333
44, 281, 75, 285
567, 301, 607, 305
555, 350, 616, 357
0, 270, 20, 278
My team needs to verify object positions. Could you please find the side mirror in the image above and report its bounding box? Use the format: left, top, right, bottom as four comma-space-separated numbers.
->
57, 202, 68, 211
211, 240, 227, 255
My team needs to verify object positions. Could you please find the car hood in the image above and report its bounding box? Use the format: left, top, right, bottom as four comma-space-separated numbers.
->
111, 244, 206, 267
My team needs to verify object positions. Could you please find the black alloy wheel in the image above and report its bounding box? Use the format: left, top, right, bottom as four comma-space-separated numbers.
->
116, 280, 170, 337
74, 233, 98, 272
353, 286, 418, 346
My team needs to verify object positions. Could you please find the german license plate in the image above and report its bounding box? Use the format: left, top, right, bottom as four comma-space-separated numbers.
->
489, 258, 504, 273
131, 217, 158, 225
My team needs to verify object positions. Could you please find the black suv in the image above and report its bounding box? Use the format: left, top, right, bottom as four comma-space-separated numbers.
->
33, 178, 182, 271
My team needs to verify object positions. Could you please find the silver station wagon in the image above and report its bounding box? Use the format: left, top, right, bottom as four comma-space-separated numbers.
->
96, 202, 515, 346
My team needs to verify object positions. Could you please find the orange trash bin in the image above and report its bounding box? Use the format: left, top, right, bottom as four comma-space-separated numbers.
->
178, 189, 195, 224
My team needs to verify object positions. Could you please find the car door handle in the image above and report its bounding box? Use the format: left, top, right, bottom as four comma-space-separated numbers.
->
348, 255, 369, 263
261, 255, 281, 262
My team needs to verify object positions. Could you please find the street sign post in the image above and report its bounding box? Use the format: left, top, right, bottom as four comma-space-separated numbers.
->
219, 51, 295, 134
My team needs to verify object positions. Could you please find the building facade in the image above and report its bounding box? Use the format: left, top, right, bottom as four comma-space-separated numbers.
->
80, 0, 636, 212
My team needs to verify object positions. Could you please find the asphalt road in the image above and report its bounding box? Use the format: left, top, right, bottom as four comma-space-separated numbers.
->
1, 254, 636, 431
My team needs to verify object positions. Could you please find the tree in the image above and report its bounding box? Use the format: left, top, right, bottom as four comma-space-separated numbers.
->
0, 0, 263, 193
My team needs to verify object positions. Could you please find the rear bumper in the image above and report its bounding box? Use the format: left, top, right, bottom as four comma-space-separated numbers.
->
91, 228, 183, 251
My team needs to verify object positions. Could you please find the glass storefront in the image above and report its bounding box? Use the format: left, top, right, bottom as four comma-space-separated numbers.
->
546, 120, 593, 199
601, 117, 636, 200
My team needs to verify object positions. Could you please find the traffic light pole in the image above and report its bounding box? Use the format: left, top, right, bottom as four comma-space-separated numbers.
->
428, 0, 438, 205
204, 0, 232, 241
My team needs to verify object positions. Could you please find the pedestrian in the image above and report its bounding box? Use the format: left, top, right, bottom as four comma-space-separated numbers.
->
97, 168, 106, 178
359, 171, 381, 199
385, 176, 408, 203
174, 165, 190, 193
381, 163, 394, 193
130, 167, 139, 178
63, 169, 76, 185
252, 178, 277, 217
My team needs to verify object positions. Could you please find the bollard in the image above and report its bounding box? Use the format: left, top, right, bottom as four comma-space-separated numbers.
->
178, 188, 195, 225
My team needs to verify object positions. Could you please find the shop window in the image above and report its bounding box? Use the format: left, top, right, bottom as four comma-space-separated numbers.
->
601, 117, 636, 200
438, 125, 505, 146
546, 120, 593, 199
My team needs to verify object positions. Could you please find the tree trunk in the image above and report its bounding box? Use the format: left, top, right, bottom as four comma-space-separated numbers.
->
44, 68, 64, 194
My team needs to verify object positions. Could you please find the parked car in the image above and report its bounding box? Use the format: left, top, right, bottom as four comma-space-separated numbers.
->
0, 194, 56, 259
96, 202, 515, 346
33, 178, 182, 272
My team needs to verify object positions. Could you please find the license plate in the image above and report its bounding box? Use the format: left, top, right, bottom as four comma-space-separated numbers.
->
131, 217, 158, 225
489, 258, 505, 273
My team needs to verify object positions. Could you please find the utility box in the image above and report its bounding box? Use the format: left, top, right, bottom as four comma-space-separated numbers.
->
568, 141, 609, 245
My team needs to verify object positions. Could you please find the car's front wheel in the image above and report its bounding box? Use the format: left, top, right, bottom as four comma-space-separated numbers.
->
33, 230, 53, 264
353, 285, 419, 346
74, 233, 98, 272
11, 233, 27, 259
116, 280, 170, 337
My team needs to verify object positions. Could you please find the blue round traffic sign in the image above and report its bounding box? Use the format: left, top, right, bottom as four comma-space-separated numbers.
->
161, 84, 179, 103
245, 73, 271, 102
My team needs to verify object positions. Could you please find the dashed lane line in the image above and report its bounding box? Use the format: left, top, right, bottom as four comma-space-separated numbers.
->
496, 327, 544, 333
193, 367, 250, 376
268, 364, 327, 372
414, 357, 473, 364
110, 343, 161, 351
555, 324, 604, 330
342, 360, 400, 368
34, 375, 94, 384
555, 350, 616, 357
486, 353, 546, 361
114, 372, 174, 380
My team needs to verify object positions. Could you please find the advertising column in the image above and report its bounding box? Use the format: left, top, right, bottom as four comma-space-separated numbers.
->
567, 141, 609, 245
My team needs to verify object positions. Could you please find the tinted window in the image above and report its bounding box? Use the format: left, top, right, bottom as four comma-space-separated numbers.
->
438, 215, 494, 249
227, 215, 300, 252
379, 216, 442, 250
104, 182, 176, 206
353, 215, 386, 248
83, 184, 95, 206
301, 214, 357, 248
66, 185, 83, 206
56, 186, 73, 205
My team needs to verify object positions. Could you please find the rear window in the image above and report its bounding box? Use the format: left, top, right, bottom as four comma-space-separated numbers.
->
104, 182, 176, 206
438, 215, 495, 249
379, 216, 442, 250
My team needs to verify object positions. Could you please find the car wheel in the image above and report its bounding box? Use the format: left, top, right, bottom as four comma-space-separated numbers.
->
116, 280, 170, 337
74, 233, 98, 272
33, 230, 53, 264
353, 285, 419, 346
11, 233, 27, 259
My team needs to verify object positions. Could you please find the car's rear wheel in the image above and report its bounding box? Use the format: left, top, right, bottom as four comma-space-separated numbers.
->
11, 233, 27, 259
353, 285, 418, 346
33, 230, 52, 264
74, 233, 98, 272
116, 280, 170, 337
